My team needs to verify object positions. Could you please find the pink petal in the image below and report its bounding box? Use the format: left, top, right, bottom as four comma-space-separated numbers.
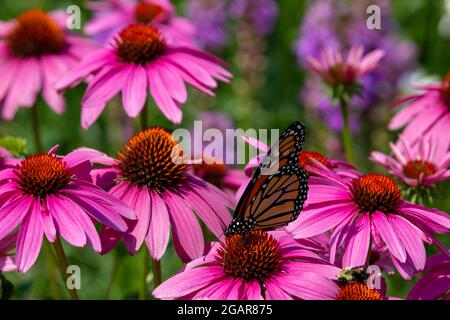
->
125, 187, 151, 254
153, 266, 224, 299
39, 200, 57, 242
122, 65, 147, 118
63, 147, 105, 168
82, 64, 131, 108
372, 211, 406, 262
57, 196, 102, 252
47, 196, 87, 247
16, 208, 44, 272
0, 196, 33, 241
166, 192, 204, 260
55, 49, 115, 90
146, 191, 170, 261
389, 214, 426, 271
289, 202, 357, 239
147, 63, 182, 124
342, 214, 371, 268
155, 61, 187, 104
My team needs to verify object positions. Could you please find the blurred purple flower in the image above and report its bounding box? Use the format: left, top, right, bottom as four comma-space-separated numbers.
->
187, 0, 278, 50
296, 0, 417, 132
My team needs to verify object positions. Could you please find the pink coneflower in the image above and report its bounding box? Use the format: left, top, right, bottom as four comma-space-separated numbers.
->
192, 156, 248, 199
287, 164, 450, 280
389, 72, 450, 150
0, 231, 17, 272
306, 46, 385, 89
153, 230, 341, 300
407, 251, 449, 300
85, 0, 196, 45
95, 128, 234, 262
0, 9, 95, 120
0, 146, 135, 272
56, 24, 231, 129
371, 135, 450, 187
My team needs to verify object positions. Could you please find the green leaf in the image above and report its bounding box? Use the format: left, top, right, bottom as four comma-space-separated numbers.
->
0, 136, 28, 157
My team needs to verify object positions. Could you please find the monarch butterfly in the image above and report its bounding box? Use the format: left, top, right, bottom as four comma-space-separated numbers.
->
224, 121, 309, 237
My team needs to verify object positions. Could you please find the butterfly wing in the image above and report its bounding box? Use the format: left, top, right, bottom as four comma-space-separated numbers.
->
225, 122, 309, 236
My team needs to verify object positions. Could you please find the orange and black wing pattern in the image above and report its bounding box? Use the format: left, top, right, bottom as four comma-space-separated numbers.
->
225, 122, 309, 237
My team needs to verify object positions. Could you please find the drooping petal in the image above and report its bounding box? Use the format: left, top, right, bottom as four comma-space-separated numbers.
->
16, 208, 44, 273
372, 211, 406, 262
146, 191, 170, 261
342, 214, 371, 268
153, 266, 224, 299
122, 65, 147, 118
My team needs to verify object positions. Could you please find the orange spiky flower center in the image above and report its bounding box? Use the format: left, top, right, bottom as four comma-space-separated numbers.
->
116, 24, 165, 65
299, 151, 332, 175
337, 282, 384, 300
440, 71, 450, 107
6, 9, 65, 57
15, 154, 73, 198
134, 2, 165, 24
116, 128, 188, 193
351, 174, 401, 213
403, 160, 437, 180
217, 230, 281, 282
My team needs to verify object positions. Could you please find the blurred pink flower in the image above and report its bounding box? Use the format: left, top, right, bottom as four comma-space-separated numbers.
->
85, 0, 196, 45
0, 231, 17, 272
56, 24, 231, 129
93, 128, 234, 262
0, 146, 134, 272
0, 9, 96, 120
287, 165, 450, 280
0, 147, 19, 170
389, 73, 450, 150
153, 230, 341, 300
306, 46, 385, 87
371, 135, 450, 187
408, 251, 450, 300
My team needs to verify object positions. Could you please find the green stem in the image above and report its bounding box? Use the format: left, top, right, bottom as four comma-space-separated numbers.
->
43, 240, 63, 300
31, 104, 43, 153
140, 102, 148, 131
152, 258, 162, 290
140, 249, 149, 300
31, 105, 63, 299
105, 251, 120, 299
339, 98, 355, 164
51, 236, 79, 300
